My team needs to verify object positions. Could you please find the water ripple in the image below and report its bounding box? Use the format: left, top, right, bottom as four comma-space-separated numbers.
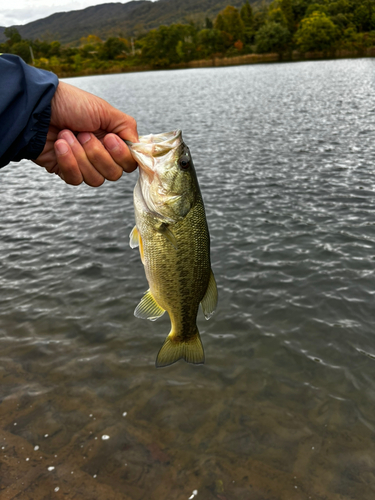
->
1, 59, 375, 498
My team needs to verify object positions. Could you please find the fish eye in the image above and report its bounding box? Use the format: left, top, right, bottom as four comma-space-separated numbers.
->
179, 156, 190, 170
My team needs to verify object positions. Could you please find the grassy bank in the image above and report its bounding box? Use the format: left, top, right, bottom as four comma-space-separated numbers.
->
56, 47, 375, 78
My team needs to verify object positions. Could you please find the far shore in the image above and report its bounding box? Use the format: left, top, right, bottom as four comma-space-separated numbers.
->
58, 47, 375, 79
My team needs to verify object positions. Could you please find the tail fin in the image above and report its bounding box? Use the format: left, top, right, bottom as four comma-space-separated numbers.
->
156, 329, 205, 368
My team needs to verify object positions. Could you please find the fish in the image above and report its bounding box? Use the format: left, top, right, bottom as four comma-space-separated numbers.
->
126, 130, 218, 368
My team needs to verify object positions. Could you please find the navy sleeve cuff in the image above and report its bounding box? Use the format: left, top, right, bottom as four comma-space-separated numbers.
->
0, 54, 59, 168
12, 103, 52, 163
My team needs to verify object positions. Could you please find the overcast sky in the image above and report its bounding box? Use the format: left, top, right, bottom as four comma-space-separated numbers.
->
0, 0, 140, 27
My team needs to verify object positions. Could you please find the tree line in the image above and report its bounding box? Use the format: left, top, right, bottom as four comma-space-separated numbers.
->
1, 0, 375, 76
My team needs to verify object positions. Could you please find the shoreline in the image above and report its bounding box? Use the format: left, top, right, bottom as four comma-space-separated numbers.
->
58, 47, 375, 78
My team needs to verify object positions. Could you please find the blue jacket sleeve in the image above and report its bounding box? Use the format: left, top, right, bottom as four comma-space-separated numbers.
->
0, 54, 59, 168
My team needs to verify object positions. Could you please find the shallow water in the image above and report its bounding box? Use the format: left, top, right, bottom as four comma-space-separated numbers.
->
1, 59, 375, 499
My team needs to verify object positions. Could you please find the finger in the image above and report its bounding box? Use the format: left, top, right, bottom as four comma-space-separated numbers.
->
77, 132, 124, 181
116, 115, 139, 143
103, 134, 137, 173
100, 106, 139, 143
58, 130, 105, 187
54, 140, 84, 185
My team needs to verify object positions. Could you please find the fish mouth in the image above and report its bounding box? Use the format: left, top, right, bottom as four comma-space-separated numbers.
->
126, 130, 183, 176
126, 130, 182, 151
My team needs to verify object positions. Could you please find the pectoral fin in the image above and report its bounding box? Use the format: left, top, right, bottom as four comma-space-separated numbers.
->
129, 226, 139, 248
130, 226, 145, 263
156, 223, 177, 249
134, 289, 165, 321
201, 270, 218, 320
156, 329, 205, 368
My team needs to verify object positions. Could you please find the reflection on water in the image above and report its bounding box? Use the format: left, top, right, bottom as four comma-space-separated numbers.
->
1, 59, 375, 499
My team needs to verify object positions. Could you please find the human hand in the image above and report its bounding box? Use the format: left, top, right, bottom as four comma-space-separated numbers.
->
35, 81, 138, 186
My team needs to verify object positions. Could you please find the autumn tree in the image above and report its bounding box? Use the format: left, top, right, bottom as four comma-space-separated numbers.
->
80, 35, 102, 46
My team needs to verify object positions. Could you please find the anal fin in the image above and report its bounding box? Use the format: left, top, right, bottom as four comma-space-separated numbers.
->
135, 289, 165, 321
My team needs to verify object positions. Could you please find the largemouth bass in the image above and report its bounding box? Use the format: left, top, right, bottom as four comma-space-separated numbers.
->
127, 130, 217, 367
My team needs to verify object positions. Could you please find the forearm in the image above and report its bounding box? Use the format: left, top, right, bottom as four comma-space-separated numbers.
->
0, 54, 58, 168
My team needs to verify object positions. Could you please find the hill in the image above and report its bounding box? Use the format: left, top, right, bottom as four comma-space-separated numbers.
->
0, 0, 247, 45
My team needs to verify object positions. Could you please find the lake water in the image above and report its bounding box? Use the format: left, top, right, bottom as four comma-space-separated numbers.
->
1, 59, 375, 500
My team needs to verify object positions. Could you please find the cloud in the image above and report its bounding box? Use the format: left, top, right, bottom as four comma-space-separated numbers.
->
0, 7, 60, 26
0, 0, 135, 27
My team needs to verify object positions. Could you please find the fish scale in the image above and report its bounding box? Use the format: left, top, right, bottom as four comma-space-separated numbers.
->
141, 199, 209, 332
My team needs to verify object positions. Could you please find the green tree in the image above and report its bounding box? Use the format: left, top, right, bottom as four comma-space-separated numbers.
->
140, 24, 197, 66
291, 0, 314, 24
99, 37, 128, 60
330, 12, 350, 29
214, 14, 226, 32
305, 3, 329, 17
214, 6, 245, 42
3, 28, 32, 63
252, 9, 268, 32
327, 0, 352, 17
10, 40, 32, 63
205, 17, 213, 29
255, 21, 291, 53
197, 28, 226, 57
4, 27, 21, 45
49, 41, 61, 57
353, 2, 375, 32
240, 0, 254, 43
268, 5, 288, 25
280, 0, 295, 32
32, 40, 51, 58
294, 11, 338, 52
240, 1, 254, 27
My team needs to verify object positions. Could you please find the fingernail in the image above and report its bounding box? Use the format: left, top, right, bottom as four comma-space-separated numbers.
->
61, 131, 75, 146
105, 135, 119, 151
55, 142, 69, 155
78, 132, 91, 145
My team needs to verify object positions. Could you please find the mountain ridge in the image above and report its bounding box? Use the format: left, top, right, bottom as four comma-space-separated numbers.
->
0, 0, 246, 45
